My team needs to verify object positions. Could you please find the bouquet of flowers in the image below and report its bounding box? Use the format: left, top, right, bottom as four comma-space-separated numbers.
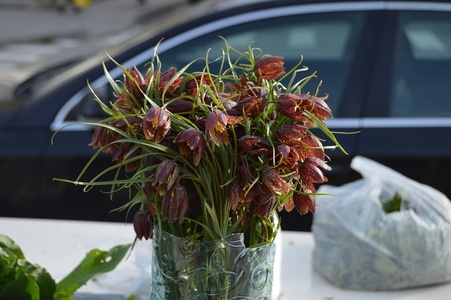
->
65, 39, 344, 248
56, 38, 345, 298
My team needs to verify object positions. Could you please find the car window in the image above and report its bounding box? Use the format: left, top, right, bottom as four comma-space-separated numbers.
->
67, 11, 366, 122
158, 12, 365, 116
390, 11, 451, 117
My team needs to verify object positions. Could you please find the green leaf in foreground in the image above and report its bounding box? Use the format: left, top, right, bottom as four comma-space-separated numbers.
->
0, 234, 56, 300
54, 244, 131, 299
0, 234, 25, 260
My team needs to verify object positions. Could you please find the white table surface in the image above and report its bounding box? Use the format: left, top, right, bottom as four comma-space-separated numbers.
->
1, 217, 451, 299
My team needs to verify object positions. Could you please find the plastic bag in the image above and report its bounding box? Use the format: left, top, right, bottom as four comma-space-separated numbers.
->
312, 156, 451, 290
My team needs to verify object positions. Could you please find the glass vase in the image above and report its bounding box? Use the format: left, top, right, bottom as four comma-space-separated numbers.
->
150, 229, 276, 300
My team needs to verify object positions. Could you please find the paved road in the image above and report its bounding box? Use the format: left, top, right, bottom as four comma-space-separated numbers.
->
0, 0, 221, 100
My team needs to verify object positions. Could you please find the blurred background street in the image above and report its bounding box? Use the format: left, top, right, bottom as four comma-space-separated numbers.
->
0, 0, 218, 100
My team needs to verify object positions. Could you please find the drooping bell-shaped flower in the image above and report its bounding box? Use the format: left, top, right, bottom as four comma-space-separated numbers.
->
162, 184, 189, 224
298, 157, 331, 186
153, 160, 179, 196
206, 110, 229, 146
276, 93, 313, 121
88, 125, 118, 154
297, 134, 326, 161
166, 98, 194, 114
274, 144, 300, 171
158, 67, 183, 97
228, 179, 242, 210
252, 192, 276, 218
275, 124, 308, 145
142, 107, 170, 143
112, 143, 141, 173
133, 209, 153, 240
280, 194, 295, 213
235, 95, 267, 118
262, 168, 290, 196
276, 124, 325, 161
184, 74, 212, 96
311, 94, 332, 121
124, 65, 148, 102
277, 93, 332, 124
254, 55, 285, 80
293, 192, 316, 215
239, 135, 271, 154
174, 128, 206, 166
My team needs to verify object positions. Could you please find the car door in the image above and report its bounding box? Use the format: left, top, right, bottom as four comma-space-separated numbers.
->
358, 7, 451, 199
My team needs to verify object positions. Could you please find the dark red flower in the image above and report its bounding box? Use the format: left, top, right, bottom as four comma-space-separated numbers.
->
274, 144, 300, 171
113, 65, 149, 110
153, 160, 179, 196
162, 184, 189, 224
276, 125, 325, 161
159, 67, 183, 97
142, 107, 170, 143
299, 157, 331, 185
254, 55, 285, 80
185, 74, 212, 96
297, 134, 326, 161
125, 66, 148, 99
174, 128, 206, 166
239, 135, 271, 154
276, 93, 332, 124
166, 98, 194, 114
235, 95, 267, 118
262, 168, 290, 195
133, 210, 153, 240
277, 93, 313, 121
228, 180, 241, 210
280, 194, 295, 213
252, 192, 276, 217
205, 110, 229, 146
276, 124, 308, 145
311, 94, 332, 121
293, 192, 316, 215
112, 143, 141, 173
88, 125, 118, 153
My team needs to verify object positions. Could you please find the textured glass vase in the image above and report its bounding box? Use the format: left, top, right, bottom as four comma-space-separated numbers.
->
150, 229, 276, 300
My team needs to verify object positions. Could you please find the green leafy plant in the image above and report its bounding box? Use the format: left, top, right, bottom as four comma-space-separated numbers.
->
55, 38, 345, 247
0, 234, 130, 300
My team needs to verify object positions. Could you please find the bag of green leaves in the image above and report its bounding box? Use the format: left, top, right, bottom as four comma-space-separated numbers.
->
312, 156, 451, 290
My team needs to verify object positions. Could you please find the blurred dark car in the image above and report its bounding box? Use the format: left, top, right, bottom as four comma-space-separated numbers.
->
1, 0, 451, 231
